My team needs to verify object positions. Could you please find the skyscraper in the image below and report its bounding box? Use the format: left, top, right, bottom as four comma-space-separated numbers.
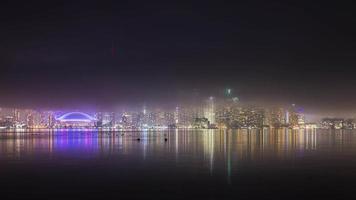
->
204, 97, 215, 125
26, 113, 34, 128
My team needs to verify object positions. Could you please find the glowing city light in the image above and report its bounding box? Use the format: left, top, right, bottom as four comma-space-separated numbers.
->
56, 112, 97, 122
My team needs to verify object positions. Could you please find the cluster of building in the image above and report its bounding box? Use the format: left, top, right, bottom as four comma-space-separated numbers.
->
0, 89, 313, 130
320, 118, 356, 129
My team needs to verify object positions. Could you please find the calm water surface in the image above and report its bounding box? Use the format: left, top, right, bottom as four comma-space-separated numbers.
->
1, 129, 356, 199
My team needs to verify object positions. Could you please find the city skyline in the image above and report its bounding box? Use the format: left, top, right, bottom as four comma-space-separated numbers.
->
2, 91, 356, 130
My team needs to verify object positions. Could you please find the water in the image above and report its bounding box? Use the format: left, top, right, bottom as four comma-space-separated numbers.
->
1, 129, 356, 199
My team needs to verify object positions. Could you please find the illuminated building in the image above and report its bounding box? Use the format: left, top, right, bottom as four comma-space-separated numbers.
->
26, 113, 34, 128
13, 109, 20, 122
204, 96, 216, 125
343, 119, 356, 129
174, 106, 179, 124
132, 112, 142, 128
111, 112, 116, 127
262, 109, 272, 127
164, 111, 175, 127
285, 104, 300, 128
40, 113, 47, 127
305, 123, 317, 129
121, 112, 135, 129
95, 112, 103, 127
225, 88, 233, 97
102, 112, 116, 127
155, 110, 167, 127
193, 117, 209, 129
0, 116, 14, 128
269, 107, 287, 127
177, 105, 204, 128
48, 113, 55, 128
321, 118, 344, 129
297, 110, 305, 127
245, 107, 264, 128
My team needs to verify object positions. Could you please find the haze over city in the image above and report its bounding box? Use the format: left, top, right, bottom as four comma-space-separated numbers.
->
1, 1, 355, 117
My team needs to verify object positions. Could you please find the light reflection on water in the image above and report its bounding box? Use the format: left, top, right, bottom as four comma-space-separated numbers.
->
2, 128, 356, 199
1, 128, 355, 165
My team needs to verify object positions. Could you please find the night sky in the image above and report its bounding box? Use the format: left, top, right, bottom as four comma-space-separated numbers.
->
0, 1, 355, 114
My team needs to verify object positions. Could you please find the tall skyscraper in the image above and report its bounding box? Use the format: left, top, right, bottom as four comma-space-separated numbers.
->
174, 106, 179, 124
95, 112, 103, 127
13, 109, 20, 123
26, 114, 34, 128
48, 113, 55, 128
204, 97, 215, 125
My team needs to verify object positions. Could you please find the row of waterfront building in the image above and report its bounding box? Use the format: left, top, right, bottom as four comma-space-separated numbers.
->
0, 102, 305, 130
0, 94, 353, 130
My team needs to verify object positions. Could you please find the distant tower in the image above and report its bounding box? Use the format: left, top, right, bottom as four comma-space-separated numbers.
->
225, 88, 233, 98
204, 97, 215, 125
101, 112, 116, 127
48, 113, 55, 128
297, 107, 305, 126
40, 113, 47, 126
27, 114, 34, 128
143, 104, 147, 115
13, 109, 20, 122
285, 110, 290, 124
96, 112, 103, 127
174, 106, 179, 124
111, 112, 116, 127
142, 104, 149, 126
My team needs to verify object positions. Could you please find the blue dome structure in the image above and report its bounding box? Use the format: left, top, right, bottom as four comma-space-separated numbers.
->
57, 112, 96, 122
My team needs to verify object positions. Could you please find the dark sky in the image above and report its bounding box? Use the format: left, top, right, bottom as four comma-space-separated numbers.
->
0, 1, 355, 113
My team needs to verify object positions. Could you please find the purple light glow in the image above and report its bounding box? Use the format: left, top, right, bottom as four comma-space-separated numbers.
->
56, 112, 97, 122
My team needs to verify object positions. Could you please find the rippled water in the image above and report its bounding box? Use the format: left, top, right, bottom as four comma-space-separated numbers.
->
1, 129, 356, 199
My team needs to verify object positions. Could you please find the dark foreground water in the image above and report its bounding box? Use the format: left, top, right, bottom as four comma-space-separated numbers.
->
1, 128, 356, 199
